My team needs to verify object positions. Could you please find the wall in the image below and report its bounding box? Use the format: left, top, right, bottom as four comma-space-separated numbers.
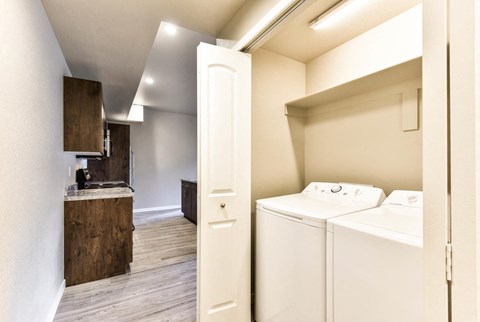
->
305, 78, 422, 195
251, 48, 305, 297
251, 48, 306, 211
0, 0, 71, 321
303, 4, 423, 196
130, 108, 196, 210
306, 4, 422, 95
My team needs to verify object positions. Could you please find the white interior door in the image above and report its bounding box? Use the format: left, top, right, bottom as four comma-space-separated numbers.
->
197, 42, 251, 322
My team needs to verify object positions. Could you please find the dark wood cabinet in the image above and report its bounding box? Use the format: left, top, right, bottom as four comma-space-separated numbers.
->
64, 76, 105, 155
64, 197, 133, 286
88, 123, 130, 183
181, 180, 197, 225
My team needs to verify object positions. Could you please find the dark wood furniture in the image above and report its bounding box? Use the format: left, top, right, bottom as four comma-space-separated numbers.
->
181, 180, 197, 225
64, 76, 105, 155
64, 197, 133, 286
88, 123, 130, 183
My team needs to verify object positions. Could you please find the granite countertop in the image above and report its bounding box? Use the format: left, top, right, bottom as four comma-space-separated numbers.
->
65, 187, 134, 201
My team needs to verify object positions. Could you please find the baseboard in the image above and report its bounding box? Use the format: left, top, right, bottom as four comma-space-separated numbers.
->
133, 205, 181, 214
46, 279, 65, 322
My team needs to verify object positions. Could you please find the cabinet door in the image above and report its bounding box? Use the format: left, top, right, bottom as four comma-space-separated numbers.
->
64, 76, 104, 154
191, 186, 197, 224
181, 182, 190, 215
64, 197, 133, 286
88, 123, 130, 182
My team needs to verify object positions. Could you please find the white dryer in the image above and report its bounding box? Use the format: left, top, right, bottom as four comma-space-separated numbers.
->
326, 190, 423, 322
255, 182, 386, 322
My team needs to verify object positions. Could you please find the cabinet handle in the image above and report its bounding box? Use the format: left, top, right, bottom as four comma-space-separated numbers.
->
220, 203, 226, 208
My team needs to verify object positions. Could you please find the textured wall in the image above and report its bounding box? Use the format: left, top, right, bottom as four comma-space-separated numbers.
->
0, 0, 71, 321
130, 109, 197, 210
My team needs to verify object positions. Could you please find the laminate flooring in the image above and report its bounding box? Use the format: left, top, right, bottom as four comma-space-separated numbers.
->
54, 212, 197, 322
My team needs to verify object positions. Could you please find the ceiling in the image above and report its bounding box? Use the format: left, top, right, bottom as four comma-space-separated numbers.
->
42, 0, 422, 121
261, 0, 421, 63
42, 0, 246, 121
133, 23, 215, 115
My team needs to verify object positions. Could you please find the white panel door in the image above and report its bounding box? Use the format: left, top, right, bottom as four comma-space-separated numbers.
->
197, 42, 251, 322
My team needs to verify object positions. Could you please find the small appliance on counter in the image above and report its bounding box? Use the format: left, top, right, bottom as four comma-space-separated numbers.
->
76, 168, 91, 189
85, 180, 134, 192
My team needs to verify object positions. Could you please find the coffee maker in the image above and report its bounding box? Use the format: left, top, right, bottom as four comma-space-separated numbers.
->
76, 168, 91, 189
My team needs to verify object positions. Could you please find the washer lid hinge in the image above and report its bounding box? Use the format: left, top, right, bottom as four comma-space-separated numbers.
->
446, 243, 453, 282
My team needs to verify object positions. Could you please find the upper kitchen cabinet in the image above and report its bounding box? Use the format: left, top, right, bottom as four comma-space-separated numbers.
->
64, 76, 105, 155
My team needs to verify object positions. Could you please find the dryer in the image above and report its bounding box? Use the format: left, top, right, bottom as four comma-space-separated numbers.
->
326, 190, 423, 322
255, 182, 385, 322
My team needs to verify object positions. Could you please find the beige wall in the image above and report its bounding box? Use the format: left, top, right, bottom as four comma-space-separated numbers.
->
251, 48, 306, 212
301, 4, 423, 196
306, 5, 422, 95
0, 0, 71, 320
305, 78, 422, 195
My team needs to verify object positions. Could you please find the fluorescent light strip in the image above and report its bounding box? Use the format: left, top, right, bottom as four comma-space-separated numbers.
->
309, 0, 351, 30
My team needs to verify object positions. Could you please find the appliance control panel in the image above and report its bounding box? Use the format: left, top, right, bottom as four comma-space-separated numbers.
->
302, 182, 386, 206
383, 190, 423, 208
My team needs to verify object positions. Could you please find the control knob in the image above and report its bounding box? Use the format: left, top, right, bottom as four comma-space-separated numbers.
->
331, 185, 342, 193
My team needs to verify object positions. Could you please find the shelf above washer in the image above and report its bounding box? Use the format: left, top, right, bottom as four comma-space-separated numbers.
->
284, 57, 422, 117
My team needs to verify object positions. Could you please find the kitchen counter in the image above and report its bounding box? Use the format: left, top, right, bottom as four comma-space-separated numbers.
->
65, 187, 133, 201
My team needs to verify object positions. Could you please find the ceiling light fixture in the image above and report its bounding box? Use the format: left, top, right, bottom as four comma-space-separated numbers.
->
164, 22, 177, 36
127, 104, 144, 122
145, 77, 154, 85
309, 0, 353, 30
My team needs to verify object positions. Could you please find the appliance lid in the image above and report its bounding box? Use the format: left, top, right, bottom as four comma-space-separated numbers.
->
256, 182, 386, 223
328, 204, 423, 241
257, 194, 376, 224
382, 190, 423, 208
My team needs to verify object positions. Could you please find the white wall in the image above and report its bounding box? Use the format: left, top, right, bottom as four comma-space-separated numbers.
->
130, 108, 197, 210
0, 0, 71, 321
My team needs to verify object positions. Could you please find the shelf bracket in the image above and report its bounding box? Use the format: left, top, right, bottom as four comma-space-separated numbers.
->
284, 105, 307, 118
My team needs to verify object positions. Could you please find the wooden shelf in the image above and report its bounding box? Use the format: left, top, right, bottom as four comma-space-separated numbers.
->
285, 57, 422, 116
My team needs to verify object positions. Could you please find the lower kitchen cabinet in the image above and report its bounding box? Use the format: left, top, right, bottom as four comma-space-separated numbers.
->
64, 197, 133, 286
181, 180, 197, 225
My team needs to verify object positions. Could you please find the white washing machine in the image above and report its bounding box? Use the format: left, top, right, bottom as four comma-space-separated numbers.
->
255, 182, 386, 322
326, 190, 423, 322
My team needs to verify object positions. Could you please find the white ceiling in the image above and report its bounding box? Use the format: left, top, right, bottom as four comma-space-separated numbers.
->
261, 0, 421, 63
42, 0, 246, 121
42, 0, 422, 121
133, 23, 215, 115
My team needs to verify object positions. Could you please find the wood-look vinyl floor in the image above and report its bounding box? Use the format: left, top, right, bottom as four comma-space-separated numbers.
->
54, 212, 197, 322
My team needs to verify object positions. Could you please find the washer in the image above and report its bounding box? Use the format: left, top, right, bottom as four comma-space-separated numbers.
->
255, 182, 386, 322
326, 190, 423, 322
